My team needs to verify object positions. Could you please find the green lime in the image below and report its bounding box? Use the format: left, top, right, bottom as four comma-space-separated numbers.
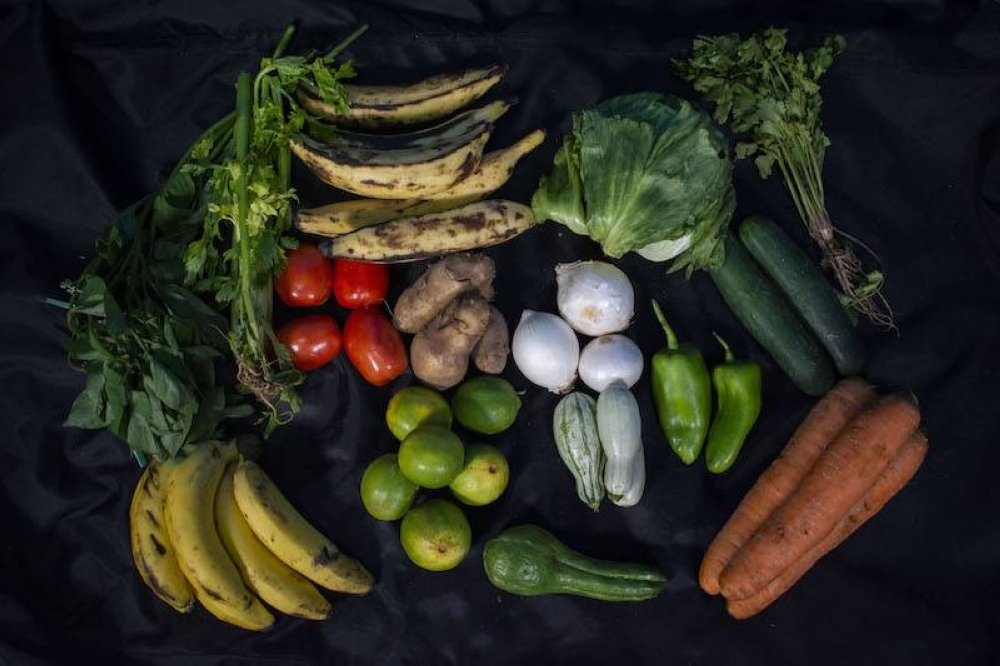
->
386, 386, 453, 441
360, 454, 419, 521
451, 376, 521, 435
449, 443, 509, 506
400, 499, 471, 571
398, 425, 465, 489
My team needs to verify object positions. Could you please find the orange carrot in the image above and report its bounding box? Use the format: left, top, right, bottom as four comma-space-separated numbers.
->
699, 378, 876, 595
726, 431, 928, 619
720, 392, 921, 601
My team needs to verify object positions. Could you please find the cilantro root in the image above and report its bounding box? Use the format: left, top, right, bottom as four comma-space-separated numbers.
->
811, 210, 894, 330
235, 352, 293, 426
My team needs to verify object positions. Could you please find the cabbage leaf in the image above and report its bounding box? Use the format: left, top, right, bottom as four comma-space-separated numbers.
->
532, 93, 735, 274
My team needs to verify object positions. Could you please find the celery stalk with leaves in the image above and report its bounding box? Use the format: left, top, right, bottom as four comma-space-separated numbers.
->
62, 24, 367, 457
182, 24, 366, 432
674, 28, 894, 329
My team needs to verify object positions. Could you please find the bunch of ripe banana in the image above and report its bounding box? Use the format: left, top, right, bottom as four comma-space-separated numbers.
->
292, 63, 544, 263
129, 441, 372, 630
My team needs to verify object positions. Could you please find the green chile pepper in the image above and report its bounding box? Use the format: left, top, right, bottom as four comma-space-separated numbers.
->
705, 333, 762, 474
650, 301, 712, 464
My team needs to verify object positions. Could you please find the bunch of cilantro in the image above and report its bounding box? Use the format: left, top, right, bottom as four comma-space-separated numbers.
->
62, 25, 366, 460
674, 28, 893, 329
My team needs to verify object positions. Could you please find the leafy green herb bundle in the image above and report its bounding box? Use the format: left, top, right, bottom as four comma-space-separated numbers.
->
63, 25, 366, 459
674, 28, 894, 329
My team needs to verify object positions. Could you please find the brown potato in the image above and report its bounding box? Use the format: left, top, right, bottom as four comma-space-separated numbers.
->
472, 306, 509, 374
410, 294, 491, 390
392, 254, 495, 333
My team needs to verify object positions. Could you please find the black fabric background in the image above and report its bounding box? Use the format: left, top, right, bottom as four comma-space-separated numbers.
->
2, 1, 1000, 664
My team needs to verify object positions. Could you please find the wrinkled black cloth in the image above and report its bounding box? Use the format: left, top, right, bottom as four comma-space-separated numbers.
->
2, 1, 999, 664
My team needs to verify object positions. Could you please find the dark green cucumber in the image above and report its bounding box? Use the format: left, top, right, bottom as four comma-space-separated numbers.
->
739, 216, 866, 375
483, 525, 666, 601
708, 236, 835, 396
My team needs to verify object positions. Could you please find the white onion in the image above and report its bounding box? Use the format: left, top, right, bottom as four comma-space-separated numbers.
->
556, 261, 634, 336
512, 310, 579, 393
578, 335, 643, 392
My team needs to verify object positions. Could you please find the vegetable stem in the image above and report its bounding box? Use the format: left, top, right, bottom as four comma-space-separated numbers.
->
712, 331, 735, 363
167, 111, 236, 182
651, 300, 678, 350
325, 24, 369, 60
273, 80, 292, 228
39, 296, 71, 309
271, 24, 296, 59
233, 72, 260, 348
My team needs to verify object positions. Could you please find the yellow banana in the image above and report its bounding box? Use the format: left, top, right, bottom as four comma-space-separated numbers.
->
299, 63, 506, 129
129, 460, 195, 613
291, 132, 489, 199
164, 441, 274, 631
197, 593, 274, 632
290, 100, 512, 199
421, 128, 546, 200
319, 199, 537, 263
233, 460, 374, 594
296, 195, 481, 238
215, 462, 332, 620
330, 99, 514, 152
295, 129, 546, 238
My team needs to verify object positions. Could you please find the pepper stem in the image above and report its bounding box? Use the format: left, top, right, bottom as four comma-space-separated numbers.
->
712, 331, 735, 363
651, 300, 678, 350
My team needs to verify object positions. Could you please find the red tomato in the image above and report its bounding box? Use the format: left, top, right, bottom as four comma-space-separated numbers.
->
333, 259, 390, 308
343, 307, 408, 385
275, 244, 334, 307
277, 315, 342, 372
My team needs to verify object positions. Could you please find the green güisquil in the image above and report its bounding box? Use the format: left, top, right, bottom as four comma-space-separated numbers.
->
553, 392, 605, 511
483, 524, 666, 602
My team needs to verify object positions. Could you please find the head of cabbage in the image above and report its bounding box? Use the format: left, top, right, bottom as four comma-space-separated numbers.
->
531, 93, 735, 274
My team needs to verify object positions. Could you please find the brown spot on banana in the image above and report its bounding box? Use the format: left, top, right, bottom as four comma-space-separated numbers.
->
362, 179, 396, 189
149, 533, 167, 556
140, 563, 179, 604
455, 151, 477, 181
141, 467, 159, 497
312, 545, 341, 567
200, 586, 225, 601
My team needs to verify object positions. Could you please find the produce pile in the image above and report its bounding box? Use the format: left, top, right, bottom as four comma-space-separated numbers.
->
130, 440, 371, 629
650, 301, 761, 473
59, 23, 929, 632
699, 378, 926, 618
291, 61, 543, 262
360, 378, 519, 570
393, 254, 510, 390
674, 29, 894, 328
